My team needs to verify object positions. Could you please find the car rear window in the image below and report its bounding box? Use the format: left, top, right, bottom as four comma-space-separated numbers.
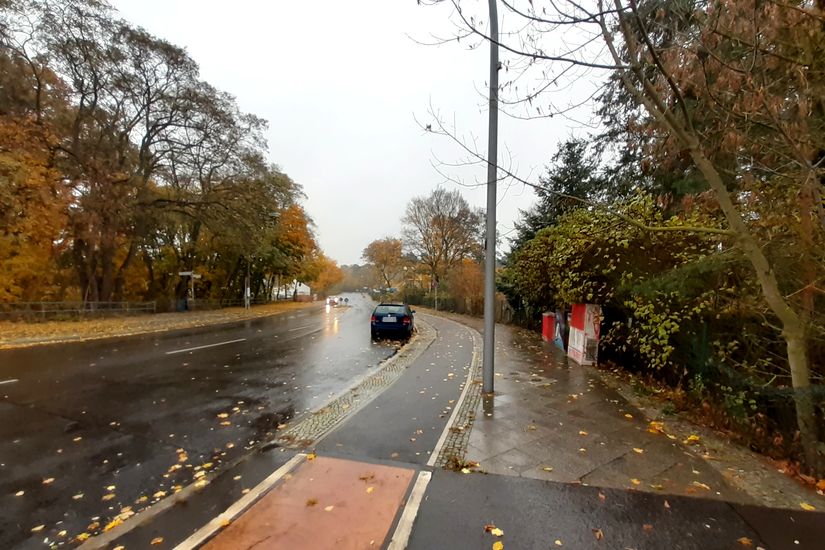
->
375, 305, 406, 315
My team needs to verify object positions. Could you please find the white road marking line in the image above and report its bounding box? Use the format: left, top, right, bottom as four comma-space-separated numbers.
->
426, 325, 481, 467
164, 338, 247, 355
0, 378, 19, 385
174, 453, 306, 550
387, 470, 432, 550
287, 324, 316, 332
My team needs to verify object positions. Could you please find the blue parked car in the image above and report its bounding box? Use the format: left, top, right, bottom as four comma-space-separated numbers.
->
370, 303, 415, 339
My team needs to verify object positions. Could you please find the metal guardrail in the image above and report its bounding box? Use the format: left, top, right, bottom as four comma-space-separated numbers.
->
0, 301, 157, 320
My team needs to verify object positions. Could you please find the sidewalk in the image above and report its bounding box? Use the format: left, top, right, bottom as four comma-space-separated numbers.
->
425, 309, 825, 511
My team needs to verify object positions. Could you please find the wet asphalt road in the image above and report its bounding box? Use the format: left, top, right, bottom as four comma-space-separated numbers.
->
0, 293, 395, 549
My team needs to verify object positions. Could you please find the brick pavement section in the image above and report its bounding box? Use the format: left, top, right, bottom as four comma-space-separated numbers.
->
277, 321, 437, 448
203, 456, 416, 550
433, 327, 483, 469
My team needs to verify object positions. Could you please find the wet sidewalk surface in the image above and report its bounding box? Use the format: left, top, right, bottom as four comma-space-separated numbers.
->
464, 323, 747, 503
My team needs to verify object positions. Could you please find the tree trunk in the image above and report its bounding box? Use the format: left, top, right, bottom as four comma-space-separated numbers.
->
113, 240, 139, 301
785, 328, 823, 474
142, 250, 157, 301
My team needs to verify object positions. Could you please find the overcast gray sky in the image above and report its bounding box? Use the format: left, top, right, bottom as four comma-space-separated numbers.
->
112, 0, 596, 265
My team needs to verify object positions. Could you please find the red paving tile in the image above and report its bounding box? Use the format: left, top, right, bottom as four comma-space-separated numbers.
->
203, 456, 416, 549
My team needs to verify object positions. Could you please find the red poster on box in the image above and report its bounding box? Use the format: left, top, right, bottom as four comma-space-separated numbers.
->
568, 304, 601, 365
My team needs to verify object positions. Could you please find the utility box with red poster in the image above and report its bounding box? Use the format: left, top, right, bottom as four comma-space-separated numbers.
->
541, 312, 555, 343
567, 303, 601, 365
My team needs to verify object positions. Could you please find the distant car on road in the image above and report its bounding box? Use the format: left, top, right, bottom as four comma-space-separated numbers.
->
327, 296, 339, 306
370, 303, 415, 339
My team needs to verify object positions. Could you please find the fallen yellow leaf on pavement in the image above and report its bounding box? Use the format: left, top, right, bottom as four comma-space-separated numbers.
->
542, 466, 554, 472
554, 540, 563, 546
737, 537, 753, 546
624, 414, 633, 420
692, 481, 711, 491
633, 448, 644, 454
492, 542, 504, 550
684, 434, 701, 445
75, 533, 91, 542
104, 518, 123, 532
31, 525, 45, 533
366, 486, 374, 494
150, 536, 164, 545
648, 421, 665, 434
324, 505, 334, 512
800, 502, 816, 511
15, 490, 24, 496
102, 493, 116, 501
307, 452, 316, 461
630, 478, 641, 485
579, 430, 588, 436
491, 527, 504, 537
592, 528, 604, 540
816, 479, 825, 491
43, 478, 55, 484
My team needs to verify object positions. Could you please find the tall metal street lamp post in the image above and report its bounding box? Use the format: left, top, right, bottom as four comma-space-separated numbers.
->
482, 0, 499, 395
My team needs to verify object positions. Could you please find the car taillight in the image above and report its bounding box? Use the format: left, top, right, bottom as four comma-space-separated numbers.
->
371, 315, 377, 322
402, 316, 410, 325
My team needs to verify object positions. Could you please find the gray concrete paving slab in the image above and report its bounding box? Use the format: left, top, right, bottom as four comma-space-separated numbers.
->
458, 321, 753, 504
407, 469, 824, 550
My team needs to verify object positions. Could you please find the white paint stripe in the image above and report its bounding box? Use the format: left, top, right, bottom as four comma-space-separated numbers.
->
426, 326, 481, 467
387, 470, 432, 550
287, 324, 316, 332
165, 338, 246, 355
0, 378, 19, 385
174, 453, 306, 550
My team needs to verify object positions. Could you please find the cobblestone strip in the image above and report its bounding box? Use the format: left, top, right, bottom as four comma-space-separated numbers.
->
277, 321, 437, 448
434, 328, 483, 468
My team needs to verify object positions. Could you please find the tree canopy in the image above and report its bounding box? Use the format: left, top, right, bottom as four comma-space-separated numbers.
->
0, 0, 326, 307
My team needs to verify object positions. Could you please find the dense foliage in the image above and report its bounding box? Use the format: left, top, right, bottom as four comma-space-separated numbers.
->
488, 0, 825, 473
0, 0, 336, 308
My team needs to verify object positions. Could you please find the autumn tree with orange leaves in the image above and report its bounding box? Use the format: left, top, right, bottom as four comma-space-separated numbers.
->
362, 238, 406, 289
0, 0, 324, 309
